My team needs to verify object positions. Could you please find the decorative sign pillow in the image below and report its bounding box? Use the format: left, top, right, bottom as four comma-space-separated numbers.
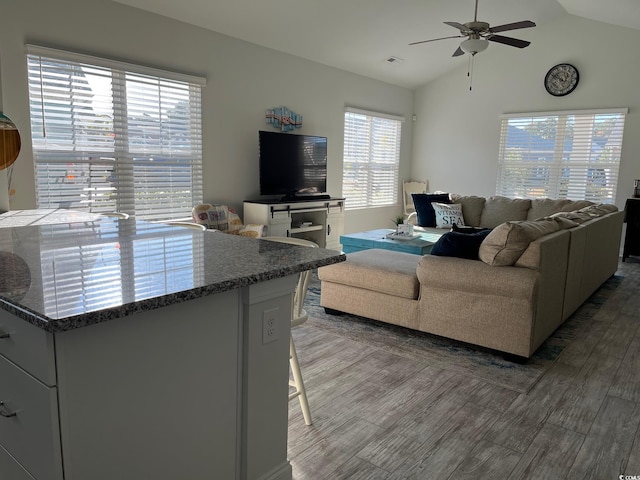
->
432, 202, 465, 229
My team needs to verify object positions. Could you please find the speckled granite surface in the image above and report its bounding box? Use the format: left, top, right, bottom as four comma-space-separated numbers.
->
0, 211, 345, 332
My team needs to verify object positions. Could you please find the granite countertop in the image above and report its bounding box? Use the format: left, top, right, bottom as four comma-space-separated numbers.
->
0, 211, 345, 333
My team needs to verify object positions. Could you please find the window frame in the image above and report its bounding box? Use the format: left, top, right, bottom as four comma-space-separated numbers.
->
496, 108, 627, 203
342, 107, 403, 210
26, 45, 205, 221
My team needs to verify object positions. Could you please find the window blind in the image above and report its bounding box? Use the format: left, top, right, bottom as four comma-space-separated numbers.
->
26, 46, 204, 220
497, 109, 627, 203
342, 108, 403, 209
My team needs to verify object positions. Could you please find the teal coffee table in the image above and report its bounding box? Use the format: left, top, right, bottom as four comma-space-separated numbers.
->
340, 228, 443, 255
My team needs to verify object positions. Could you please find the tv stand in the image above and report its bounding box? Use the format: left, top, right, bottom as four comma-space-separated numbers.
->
244, 197, 345, 250
280, 194, 331, 202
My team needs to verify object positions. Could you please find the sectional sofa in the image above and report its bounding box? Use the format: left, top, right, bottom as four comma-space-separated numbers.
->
318, 196, 624, 358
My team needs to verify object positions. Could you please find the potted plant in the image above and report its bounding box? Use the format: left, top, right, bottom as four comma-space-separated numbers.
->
392, 214, 413, 236
392, 214, 405, 231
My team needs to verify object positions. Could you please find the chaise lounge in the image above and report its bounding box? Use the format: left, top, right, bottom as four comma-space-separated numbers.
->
318, 195, 624, 358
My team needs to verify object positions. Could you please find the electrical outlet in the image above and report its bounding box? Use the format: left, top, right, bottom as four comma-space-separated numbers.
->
262, 308, 279, 344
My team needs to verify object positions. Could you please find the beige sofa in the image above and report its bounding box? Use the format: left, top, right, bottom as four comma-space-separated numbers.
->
318, 196, 624, 358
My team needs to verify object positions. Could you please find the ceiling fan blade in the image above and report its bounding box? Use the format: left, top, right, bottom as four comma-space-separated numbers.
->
488, 35, 531, 48
409, 35, 464, 46
489, 20, 536, 33
444, 21, 470, 33
452, 46, 465, 57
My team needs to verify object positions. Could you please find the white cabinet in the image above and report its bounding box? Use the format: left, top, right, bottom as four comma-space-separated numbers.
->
244, 198, 345, 250
0, 279, 296, 480
0, 313, 62, 480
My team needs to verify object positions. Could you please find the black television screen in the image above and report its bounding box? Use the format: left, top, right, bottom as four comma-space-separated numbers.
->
259, 130, 327, 199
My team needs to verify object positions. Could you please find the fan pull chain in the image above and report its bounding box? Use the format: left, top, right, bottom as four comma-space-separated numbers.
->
467, 54, 475, 91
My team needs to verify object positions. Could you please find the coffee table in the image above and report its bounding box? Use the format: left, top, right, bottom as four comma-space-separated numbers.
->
340, 228, 443, 255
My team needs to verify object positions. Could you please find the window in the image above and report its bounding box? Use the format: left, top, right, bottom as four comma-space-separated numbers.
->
342, 107, 403, 209
497, 109, 627, 203
26, 45, 205, 221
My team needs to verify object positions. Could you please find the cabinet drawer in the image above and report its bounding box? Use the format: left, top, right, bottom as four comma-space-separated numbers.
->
0, 355, 63, 480
0, 443, 36, 480
0, 310, 56, 386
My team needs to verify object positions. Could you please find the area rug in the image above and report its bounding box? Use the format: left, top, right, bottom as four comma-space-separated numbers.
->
303, 273, 622, 394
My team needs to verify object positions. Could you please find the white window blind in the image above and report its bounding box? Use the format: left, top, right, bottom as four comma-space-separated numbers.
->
497, 109, 627, 203
342, 107, 403, 209
26, 45, 205, 221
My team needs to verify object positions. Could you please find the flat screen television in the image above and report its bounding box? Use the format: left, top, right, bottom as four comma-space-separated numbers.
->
259, 130, 328, 200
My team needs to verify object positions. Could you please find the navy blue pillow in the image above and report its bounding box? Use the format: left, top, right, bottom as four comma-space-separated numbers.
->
451, 223, 492, 234
412, 193, 450, 227
430, 229, 492, 260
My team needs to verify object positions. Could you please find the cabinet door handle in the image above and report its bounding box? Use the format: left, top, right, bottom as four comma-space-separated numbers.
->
0, 401, 17, 418
327, 224, 331, 235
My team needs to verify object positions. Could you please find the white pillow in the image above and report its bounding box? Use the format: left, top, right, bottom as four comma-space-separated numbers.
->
432, 202, 465, 229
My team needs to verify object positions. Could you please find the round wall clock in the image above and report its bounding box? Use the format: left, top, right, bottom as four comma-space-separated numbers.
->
544, 63, 579, 97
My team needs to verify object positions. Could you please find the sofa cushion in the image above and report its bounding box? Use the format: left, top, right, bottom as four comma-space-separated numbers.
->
432, 202, 465, 228
549, 215, 580, 230
578, 204, 618, 217
479, 218, 560, 266
480, 196, 531, 228
550, 211, 592, 224
452, 224, 491, 234
527, 198, 572, 220
317, 249, 420, 299
449, 194, 486, 226
412, 193, 450, 227
431, 229, 492, 260
561, 200, 594, 211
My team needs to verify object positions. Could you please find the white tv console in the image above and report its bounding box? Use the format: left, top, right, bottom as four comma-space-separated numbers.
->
244, 198, 345, 250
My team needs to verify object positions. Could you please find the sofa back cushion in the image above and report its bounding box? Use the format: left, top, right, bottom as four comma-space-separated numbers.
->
527, 198, 572, 220
561, 200, 595, 211
449, 194, 485, 227
479, 218, 560, 266
480, 196, 531, 228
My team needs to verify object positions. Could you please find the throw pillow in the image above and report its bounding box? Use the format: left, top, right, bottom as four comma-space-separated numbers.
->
451, 223, 491, 234
478, 218, 560, 266
411, 193, 450, 227
432, 202, 465, 229
431, 229, 492, 260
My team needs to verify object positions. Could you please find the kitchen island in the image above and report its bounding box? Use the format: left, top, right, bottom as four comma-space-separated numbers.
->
0, 211, 345, 480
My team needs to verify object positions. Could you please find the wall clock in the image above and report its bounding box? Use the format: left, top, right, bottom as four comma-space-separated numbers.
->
544, 63, 579, 97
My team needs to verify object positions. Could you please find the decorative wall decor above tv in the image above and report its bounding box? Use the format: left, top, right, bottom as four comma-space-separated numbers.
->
265, 106, 302, 132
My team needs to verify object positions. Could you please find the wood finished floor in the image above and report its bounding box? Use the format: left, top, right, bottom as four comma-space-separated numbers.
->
287, 259, 640, 480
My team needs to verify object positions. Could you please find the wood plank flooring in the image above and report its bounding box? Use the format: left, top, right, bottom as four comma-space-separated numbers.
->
287, 259, 640, 480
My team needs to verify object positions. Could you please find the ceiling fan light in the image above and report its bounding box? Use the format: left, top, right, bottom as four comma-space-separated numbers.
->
460, 38, 489, 55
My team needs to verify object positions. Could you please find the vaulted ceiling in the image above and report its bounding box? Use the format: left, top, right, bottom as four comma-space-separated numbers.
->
111, 0, 640, 89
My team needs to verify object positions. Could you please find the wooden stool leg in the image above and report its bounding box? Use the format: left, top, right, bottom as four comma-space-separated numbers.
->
289, 335, 312, 425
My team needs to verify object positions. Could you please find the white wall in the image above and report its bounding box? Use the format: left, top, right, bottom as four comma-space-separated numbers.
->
0, 0, 414, 233
412, 13, 640, 209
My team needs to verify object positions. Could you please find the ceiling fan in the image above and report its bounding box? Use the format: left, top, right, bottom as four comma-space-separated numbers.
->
409, 0, 536, 57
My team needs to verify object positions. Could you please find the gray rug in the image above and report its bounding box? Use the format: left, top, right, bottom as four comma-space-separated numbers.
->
303, 273, 622, 393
